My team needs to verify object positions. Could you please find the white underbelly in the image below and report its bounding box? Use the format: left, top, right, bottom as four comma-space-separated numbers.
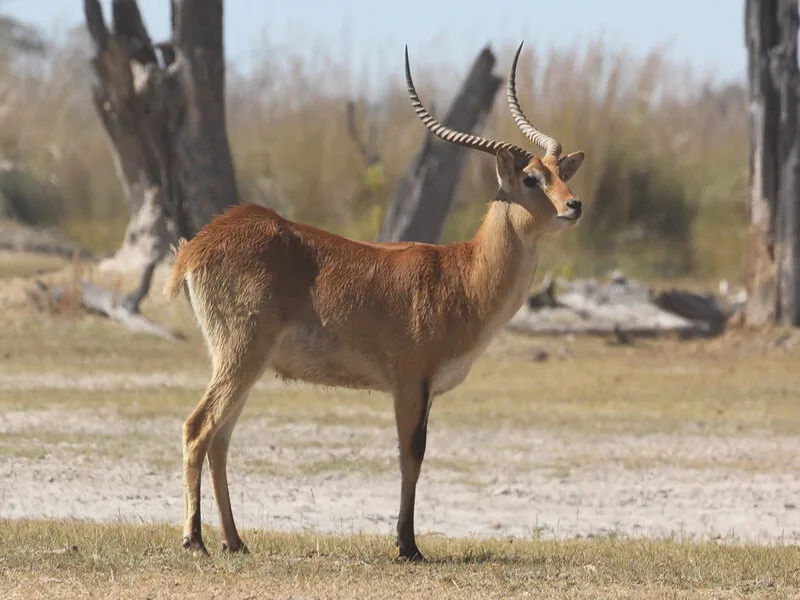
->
432, 351, 480, 395
269, 324, 387, 391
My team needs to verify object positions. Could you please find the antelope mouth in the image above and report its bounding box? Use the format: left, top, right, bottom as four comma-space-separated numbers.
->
557, 212, 581, 223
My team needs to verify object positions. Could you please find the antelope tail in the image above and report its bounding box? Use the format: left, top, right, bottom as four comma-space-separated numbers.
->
163, 238, 190, 300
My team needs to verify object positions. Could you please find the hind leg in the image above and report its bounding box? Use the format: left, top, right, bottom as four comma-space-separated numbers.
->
182, 354, 266, 554
207, 399, 249, 552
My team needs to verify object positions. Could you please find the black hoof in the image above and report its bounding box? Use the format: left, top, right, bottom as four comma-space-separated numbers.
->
222, 541, 249, 554
396, 549, 425, 562
396, 539, 425, 562
182, 535, 209, 556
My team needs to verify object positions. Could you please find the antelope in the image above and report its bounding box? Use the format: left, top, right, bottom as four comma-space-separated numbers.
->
164, 42, 585, 561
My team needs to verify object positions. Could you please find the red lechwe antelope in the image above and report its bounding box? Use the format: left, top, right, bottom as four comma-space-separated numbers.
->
164, 42, 585, 561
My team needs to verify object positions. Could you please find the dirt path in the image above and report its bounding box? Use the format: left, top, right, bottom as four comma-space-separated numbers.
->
2, 386, 799, 543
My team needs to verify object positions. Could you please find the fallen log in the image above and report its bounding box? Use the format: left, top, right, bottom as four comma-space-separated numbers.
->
653, 289, 729, 336
508, 273, 718, 338
526, 274, 558, 309
507, 305, 709, 338
36, 260, 179, 341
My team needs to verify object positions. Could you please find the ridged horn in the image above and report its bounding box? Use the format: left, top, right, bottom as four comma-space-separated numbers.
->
405, 45, 532, 164
507, 41, 562, 157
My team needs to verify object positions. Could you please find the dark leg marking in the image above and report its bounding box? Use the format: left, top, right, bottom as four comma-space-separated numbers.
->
410, 380, 430, 463
396, 379, 431, 562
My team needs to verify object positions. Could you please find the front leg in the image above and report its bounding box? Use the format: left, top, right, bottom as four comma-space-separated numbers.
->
393, 380, 432, 562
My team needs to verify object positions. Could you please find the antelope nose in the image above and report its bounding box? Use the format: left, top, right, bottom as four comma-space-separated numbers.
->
566, 199, 582, 215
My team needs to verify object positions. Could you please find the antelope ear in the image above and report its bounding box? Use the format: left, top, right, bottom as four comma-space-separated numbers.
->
495, 148, 517, 191
558, 151, 585, 182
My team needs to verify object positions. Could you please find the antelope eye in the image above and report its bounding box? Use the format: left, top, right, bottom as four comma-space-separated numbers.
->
522, 176, 538, 188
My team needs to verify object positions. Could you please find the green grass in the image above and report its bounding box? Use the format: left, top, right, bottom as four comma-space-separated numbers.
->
0, 251, 68, 279
1, 520, 798, 599
0, 310, 206, 376
2, 304, 800, 436
433, 342, 800, 435
2, 345, 799, 436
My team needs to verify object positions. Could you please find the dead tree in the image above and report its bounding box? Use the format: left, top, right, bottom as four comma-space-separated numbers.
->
84, 0, 239, 278
745, 0, 800, 326
60, 0, 239, 337
378, 46, 501, 243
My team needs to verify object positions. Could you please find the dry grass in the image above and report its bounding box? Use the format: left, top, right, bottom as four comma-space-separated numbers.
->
0, 23, 785, 599
3, 269, 800, 596
0, 32, 747, 279
0, 251, 67, 279
1, 520, 798, 599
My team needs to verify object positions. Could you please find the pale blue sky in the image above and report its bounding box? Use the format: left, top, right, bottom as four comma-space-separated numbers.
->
4, 0, 746, 85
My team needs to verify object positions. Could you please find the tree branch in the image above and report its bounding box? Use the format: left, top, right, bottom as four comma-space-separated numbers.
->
84, 0, 109, 52
111, 0, 158, 65
119, 256, 161, 313
36, 274, 180, 341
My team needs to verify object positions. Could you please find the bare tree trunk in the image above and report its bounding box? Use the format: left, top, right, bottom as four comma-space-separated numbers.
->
745, 0, 780, 324
378, 46, 501, 243
61, 0, 239, 337
775, 0, 800, 325
171, 0, 239, 235
745, 0, 800, 326
84, 0, 238, 274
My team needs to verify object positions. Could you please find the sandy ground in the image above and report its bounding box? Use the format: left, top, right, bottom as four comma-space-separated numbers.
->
1, 372, 799, 545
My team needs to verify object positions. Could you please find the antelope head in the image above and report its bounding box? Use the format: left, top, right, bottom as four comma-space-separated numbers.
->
405, 42, 585, 242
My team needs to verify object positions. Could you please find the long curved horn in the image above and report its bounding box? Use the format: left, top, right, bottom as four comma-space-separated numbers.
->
507, 42, 562, 157
405, 46, 532, 164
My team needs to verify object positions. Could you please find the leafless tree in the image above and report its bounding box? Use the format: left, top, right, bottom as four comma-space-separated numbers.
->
745, 0, 800, 325
52, 0, 241, 335
84, 0, 239, 282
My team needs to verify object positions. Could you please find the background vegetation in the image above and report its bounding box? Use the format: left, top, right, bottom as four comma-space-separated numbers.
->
0, 22, 748, 281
